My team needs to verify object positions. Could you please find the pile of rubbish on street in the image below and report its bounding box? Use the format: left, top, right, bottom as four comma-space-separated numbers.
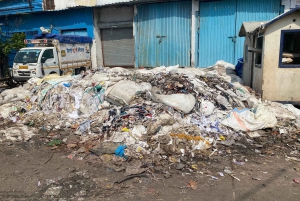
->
1, 60, 300, 163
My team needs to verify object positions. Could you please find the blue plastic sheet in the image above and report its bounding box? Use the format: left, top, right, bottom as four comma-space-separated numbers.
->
115, 145, 128, 159
235, 58, 243, 78
33, 33, 92, 44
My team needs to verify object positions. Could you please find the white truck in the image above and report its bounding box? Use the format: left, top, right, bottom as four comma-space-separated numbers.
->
12, 34, 92, 82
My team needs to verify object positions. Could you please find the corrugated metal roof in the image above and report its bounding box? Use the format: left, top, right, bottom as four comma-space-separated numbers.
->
96, 0, 190, 6
0, 0, 43, 16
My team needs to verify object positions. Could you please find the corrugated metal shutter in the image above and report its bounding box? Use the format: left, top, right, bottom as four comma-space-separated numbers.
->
198, 0, 237, 67
137, 1, 192, 67
101, 28, 134, 67
197, 0, 280, 67
235, 0, 280, 61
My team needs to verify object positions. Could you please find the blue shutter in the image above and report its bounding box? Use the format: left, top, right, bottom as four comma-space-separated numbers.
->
137, 1, 191, 67
198, 0, 237, 67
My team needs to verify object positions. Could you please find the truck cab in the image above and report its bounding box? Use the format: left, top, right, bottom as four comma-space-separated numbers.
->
13, 46, 59, 81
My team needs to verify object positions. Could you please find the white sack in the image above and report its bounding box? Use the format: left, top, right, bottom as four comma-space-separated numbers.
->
0, 87, 30, 105
282, 104, 300, 117
105, 80, 152, 105
152, 92, 196, 114
221, 104, 277, 132
0, 103, 14, 118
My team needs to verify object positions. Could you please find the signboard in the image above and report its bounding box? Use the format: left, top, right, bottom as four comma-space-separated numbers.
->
60, 43, 90, 62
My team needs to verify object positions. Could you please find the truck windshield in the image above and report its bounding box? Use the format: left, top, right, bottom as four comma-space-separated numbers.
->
14, 49, 42, 63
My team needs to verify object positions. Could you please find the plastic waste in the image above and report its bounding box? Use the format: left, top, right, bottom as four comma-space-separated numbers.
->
151, 89, 196, 114
0, 88, 30, 105
235, 58, 243, 78
115, 145, 128, 159
200, 100, 215, 116
221, 104, 277, 132
63, 83, 71, 87
105, 80, 151, 105
78, 121, 91, 134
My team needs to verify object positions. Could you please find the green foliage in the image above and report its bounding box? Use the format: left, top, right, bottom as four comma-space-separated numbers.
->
0, 32, 26, 56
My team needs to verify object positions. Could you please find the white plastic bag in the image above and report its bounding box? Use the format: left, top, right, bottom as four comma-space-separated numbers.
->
105, 80, 152, 105
200, 100, 215, 116
0, 87, 30, 105
282, 104, 300, 117
221, 104, 277, 131
151, 92, 196, 114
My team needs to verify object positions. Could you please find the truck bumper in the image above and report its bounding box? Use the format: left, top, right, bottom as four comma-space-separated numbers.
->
12, 70, 36, 82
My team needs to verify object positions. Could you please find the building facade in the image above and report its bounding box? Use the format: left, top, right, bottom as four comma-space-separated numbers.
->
0, 0, 94, 67
0, 0, 290, 68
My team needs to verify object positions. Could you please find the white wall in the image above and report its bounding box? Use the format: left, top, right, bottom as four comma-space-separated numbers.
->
262, 11, 300, 101
282, 0, 300, 13
54, 0, 96, 10
96, 0, 133, 6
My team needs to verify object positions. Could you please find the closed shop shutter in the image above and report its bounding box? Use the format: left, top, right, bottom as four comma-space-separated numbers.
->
101, 27, 134, 67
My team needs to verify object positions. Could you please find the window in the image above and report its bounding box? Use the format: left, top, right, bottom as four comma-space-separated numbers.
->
279, 30, 300, 68
14, 49, 41, 63
254, 36, 263, 68
43, 0, 55, 10
41, 49, 54, 63
61, 29, 88, 36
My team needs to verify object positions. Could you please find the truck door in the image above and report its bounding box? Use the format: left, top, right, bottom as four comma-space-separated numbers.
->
41, 49, 59, 76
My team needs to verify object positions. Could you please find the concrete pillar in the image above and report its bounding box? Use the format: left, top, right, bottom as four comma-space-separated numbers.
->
191, 0, 199, 67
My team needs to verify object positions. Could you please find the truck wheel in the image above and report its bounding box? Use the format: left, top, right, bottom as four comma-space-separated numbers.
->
80, 67, 86, 72
6, 79, 17, 88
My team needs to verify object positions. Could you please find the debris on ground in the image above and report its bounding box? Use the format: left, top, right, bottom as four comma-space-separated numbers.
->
1, 60, 300, 176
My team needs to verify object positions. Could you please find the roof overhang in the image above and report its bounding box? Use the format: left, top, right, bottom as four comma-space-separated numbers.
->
238, 21, 268, 37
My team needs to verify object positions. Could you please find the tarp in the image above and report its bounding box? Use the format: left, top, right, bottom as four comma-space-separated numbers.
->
33, 33, 92, 44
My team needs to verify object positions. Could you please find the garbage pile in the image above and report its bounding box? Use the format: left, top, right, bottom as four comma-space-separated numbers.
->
1, 60, 300, 162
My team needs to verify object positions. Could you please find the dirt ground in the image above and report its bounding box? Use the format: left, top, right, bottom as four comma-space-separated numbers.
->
1, 131, 300, 201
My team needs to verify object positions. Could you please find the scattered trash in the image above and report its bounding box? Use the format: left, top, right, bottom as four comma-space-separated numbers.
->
221, 105, 277, 132
210, 176, 219, 180
115, 145, 128, 159
187, 180, 198, 190
1, 61, 300, 178
44, 186, 62, 196
293, 178, 300, 184
233, 159, 245, 166
252, 178, 262, 181
48, 139, 62, 147
89, 142, 122, 156
247, 132, 261, 138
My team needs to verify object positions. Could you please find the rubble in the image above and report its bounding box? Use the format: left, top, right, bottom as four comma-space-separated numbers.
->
1, 60, 300, 168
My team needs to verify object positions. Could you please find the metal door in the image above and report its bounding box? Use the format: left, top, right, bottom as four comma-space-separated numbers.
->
137, 1, 191, 67
235, 0, 280, 62
101, 28, 134, 67
198, 0, 237, 67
